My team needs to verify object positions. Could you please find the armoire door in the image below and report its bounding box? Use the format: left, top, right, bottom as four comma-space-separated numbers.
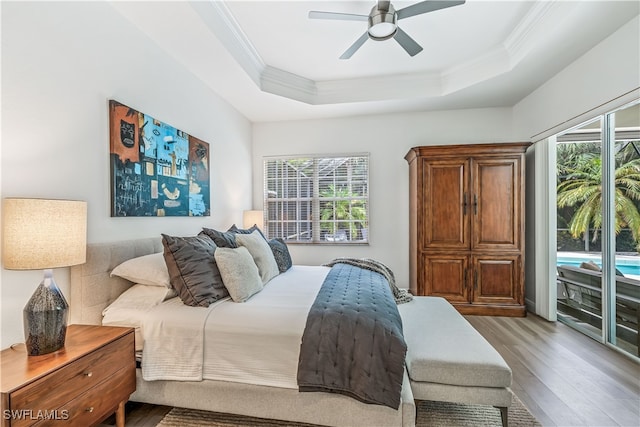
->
472, 157, 522, 251
471, 254, 521, 305
422, 158, 470, 250
422, 254, 469, 303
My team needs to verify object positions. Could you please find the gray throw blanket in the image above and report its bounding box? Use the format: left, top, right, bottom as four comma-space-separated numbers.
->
323, 258, 413, 304
297, 263, 407, 409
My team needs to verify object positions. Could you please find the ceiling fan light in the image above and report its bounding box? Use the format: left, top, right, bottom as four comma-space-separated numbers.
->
368, 4, 397, 41
369, 21, 397, 39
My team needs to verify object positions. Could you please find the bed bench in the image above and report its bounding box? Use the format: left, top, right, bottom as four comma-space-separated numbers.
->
398, 296, 513, 427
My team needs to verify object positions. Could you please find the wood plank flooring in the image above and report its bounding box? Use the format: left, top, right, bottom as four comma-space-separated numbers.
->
103, 313, 640, 427
466, 314, 640, 427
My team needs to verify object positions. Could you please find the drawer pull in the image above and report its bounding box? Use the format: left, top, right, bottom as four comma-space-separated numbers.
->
86, 407, 94, 413
84, 372, 93, 377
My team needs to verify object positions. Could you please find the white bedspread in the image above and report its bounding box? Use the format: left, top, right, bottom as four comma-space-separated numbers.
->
141, 265, 330, 388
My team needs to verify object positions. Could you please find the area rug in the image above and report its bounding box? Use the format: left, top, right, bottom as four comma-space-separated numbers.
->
157, 394, 541, 427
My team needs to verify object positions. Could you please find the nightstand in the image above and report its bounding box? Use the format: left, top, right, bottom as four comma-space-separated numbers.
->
1, 325, 135, 427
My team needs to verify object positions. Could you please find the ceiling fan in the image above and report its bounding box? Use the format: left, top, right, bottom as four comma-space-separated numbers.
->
309, 0, 465, 59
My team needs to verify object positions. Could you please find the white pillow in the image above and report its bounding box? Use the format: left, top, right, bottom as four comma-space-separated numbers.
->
110, 252, 171, 288
102, 284, 176, 351
235, 230, 279, 284
214, 246, 263, 302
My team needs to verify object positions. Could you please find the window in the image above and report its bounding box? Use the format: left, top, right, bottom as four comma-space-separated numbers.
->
263, 154, 369, 244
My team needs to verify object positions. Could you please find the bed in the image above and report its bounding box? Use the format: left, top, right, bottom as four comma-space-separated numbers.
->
69, 236, 416, 427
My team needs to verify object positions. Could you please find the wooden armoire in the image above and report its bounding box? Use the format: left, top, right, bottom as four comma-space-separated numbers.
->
405, 142, 531, 317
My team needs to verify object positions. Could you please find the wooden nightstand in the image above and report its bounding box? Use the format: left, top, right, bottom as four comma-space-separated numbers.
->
1, 325, 135, 427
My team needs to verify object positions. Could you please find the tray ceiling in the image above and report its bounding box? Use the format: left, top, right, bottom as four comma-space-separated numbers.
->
110, 1, 639, 122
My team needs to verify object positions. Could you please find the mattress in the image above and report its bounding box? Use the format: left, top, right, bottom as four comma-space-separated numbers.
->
114, 265, 330, 389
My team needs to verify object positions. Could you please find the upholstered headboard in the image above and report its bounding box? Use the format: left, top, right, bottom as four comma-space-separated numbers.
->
69, 237, 163, 325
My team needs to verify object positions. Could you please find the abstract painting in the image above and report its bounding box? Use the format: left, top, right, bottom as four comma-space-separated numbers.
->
109, 100, 210, 217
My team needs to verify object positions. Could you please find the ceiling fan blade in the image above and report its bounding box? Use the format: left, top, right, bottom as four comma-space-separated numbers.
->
308, 11, 368, 21
397, 0, 465, 20
393, 27, 423, 57
340, 32, 369, 59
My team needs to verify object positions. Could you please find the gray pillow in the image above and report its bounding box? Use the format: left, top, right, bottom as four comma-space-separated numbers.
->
201, 227, 238, 248
228, 224, 266, 240
162, 234, 228, 307
214, 247, 263, 302
268, 238, 292, 273
236, 230, 280, 284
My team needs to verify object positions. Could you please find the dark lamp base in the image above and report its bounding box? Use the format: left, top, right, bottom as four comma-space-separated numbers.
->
23, 270, 69, 356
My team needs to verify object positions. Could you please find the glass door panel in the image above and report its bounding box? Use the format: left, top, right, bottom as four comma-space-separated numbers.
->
556, 117, 604, 342
610, 101, 640, 357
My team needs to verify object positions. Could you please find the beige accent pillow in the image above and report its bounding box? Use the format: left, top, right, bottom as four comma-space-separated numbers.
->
110, 252, 171, 288
235, 230, 279, 284
214, 247, 263, 302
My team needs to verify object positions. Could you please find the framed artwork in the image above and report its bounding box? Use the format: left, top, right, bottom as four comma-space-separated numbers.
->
109, 100, 210, 217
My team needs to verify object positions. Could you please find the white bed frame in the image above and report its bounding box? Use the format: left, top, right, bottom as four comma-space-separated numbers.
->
69, 238, 416, 427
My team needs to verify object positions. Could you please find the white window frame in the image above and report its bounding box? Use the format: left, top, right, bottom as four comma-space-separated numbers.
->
263, 153, 369, 244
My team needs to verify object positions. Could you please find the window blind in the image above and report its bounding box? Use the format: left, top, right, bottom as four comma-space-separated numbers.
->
263, 154, 369, 244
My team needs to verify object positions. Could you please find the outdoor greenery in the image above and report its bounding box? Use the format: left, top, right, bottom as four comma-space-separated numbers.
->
319, 184, 367, 239
557, 142, 640, 251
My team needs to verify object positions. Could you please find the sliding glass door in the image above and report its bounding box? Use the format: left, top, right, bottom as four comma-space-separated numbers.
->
555, 100, 640, 359
556, 117, 604, 342
610, 102, 640, 356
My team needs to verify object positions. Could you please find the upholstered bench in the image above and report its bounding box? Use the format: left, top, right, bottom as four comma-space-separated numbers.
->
398, 297, 513, 427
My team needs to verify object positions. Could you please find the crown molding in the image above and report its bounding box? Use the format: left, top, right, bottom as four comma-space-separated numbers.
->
316, 72, 442, 104
441, 1, 563, 96
189, 0, 265, 85
504, 0, 561, 63
441, 46, 512, 95
261, 66, 317, 104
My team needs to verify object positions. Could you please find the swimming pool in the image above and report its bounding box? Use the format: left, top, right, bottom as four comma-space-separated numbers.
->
557, 252, 640, 276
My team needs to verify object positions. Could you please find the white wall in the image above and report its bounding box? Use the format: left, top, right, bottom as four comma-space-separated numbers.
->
252, 108, 517, 288
514, 15, 640, 141
0, 2, 253, 347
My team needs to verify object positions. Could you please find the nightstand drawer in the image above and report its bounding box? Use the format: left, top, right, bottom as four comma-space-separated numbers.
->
32, 365, 135, 427
10, 332, 134, 425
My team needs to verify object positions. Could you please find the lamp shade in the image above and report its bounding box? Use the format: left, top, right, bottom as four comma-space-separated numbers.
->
243, 210, 264, 231
2, 198, 87, 270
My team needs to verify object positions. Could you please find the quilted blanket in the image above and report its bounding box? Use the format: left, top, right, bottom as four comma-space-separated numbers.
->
297, 263, 407, 409
323, 257, 413, 304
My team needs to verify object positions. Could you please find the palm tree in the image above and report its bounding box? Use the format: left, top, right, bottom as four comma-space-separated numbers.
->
319, 184, 367, 239
557, 151, 640, 250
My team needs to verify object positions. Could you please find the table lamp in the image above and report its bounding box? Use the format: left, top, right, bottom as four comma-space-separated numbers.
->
243, 210, 264, 231
2, 198, 87, 356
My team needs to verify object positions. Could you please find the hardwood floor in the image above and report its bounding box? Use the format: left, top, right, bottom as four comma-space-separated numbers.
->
467, 314, 640, 427
104, 314, 640, 427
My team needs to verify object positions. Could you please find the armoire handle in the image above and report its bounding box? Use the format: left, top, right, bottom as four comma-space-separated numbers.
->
463, 192, 468, 215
